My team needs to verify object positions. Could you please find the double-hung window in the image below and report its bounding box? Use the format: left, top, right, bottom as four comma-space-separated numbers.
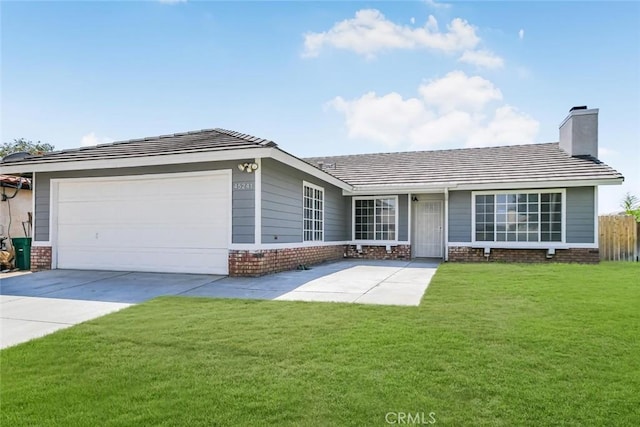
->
474, 190, 564, 243
303, 182, 324, 241
354, 196, 397, 241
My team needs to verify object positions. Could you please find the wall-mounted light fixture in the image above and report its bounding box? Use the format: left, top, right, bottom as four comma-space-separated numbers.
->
411, 196, 419, 202
238, 162, 259, 173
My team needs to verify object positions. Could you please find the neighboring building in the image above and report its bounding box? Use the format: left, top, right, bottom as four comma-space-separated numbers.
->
0, 175, 32, 241
0, 107, 623, 275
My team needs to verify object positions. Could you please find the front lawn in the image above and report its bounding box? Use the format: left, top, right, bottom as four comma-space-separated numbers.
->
1, 263, 638, 426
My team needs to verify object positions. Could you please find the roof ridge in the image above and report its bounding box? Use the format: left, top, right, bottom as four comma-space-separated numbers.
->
304, 142, 560, 160
213, 128, 277, 147
14, 128, 227, 159
6, 128, 275, 161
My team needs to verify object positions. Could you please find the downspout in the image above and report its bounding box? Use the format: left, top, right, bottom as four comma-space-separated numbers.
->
444, 187, 449, 261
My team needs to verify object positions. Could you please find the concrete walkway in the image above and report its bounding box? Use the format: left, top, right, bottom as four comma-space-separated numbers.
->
274, 260, 438, 305
0, 259, 439, 349
1, 295, 131, 349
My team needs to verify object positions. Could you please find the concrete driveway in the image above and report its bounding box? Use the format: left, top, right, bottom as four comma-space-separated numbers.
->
0, 259, 439, 349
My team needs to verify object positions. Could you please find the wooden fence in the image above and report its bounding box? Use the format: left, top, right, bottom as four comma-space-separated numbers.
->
599, 215, 639, 261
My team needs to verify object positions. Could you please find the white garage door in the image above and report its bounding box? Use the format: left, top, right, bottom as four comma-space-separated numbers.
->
54, 171, 230, 274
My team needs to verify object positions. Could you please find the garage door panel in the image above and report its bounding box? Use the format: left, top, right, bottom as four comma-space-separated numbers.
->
58, 200, 226, 225
57, 224, 228, 248
57, 247, 228, 274
55, 172, 230, 274
58, 176, 228, 203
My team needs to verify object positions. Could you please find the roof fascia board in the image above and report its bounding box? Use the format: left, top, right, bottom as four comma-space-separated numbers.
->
344, 186, 450, 196
453, 178, 623, 190
269, 148, 352, 191
344, 178, 623, 195
0, 147, 273, 174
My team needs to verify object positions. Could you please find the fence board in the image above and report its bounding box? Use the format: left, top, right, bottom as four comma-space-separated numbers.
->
598, 215, 638, 261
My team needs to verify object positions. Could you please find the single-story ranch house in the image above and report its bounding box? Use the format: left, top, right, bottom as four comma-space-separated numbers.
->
0, 107, 623, 276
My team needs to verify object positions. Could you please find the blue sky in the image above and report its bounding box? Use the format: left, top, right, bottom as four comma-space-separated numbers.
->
2, 1, 638, 213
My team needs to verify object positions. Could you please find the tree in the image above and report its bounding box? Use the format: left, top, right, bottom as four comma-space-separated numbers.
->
621, 192, 640, 222
0, 138, 55, 158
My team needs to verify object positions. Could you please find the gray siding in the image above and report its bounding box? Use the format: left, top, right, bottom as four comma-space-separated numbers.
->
398, 194, 409, 241
566, 186, 595, 243
33, 160, 255, 244
261, 158, 347, 243
448, 191, 472, 242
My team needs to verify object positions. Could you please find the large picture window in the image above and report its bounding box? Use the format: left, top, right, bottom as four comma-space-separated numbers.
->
474, 191, 563, 243
354, 197, 397, 241
303, 182, 324, 241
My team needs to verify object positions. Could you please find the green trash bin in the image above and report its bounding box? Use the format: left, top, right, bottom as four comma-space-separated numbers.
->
12, 237, 32, 270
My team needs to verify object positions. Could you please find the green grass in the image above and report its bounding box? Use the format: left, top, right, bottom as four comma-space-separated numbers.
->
1, 263, 639, 426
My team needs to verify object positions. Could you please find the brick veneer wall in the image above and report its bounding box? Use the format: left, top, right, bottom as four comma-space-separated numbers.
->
448, 246, 599, 263
31, 246, 52, 271
228, 245, 345, 276
345, 244, 411, 260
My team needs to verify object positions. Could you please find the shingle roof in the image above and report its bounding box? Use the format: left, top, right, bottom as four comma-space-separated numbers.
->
0, 128, 277, 165
304, 143, 623, 188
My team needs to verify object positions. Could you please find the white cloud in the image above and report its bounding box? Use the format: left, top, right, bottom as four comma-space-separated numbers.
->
458, 49, 504, 69
302, 9, 480, 58
466, 106, 539, 147
424, 0, 451, 9
329, 92, 430, 146
419, 71, 503, 112
81, 132, 113, 147
158, 0, 187, 4
519, 29, 524, 40
328, 71, 539, 149
410, 17, 416, 25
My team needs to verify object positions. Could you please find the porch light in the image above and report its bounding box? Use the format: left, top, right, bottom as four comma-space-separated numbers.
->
238, 162, 259, 173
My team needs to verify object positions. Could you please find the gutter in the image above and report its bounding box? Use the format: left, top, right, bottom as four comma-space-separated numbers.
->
343, 177, 624, 195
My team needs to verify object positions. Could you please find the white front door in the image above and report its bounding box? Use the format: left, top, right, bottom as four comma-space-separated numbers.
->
413, 200, 443, 258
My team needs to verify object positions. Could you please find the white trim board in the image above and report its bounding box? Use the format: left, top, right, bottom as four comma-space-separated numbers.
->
229, 240, 410, 251
254, 157, 262, 245
0, 146, 353, 192
447, 242, 598, 250
270, 149, 352, 191
343, 178, 622, 196
1, 148, 271, 174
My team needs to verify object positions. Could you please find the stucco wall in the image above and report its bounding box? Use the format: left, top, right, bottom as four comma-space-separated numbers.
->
0, 187, 32, 239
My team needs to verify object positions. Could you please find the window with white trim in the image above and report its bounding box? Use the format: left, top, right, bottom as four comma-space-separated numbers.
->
475, 191, 563, 243
303, 182, 324, 241
354, 197, 397, 240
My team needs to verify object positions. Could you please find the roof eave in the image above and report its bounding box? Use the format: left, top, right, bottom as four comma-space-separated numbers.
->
344, 177, 624, 195
0, 146, 354, 191
270, 148, 352, 191
0, 147, 274, 174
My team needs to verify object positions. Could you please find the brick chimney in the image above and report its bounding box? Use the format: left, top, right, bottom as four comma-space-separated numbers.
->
559, 106, 599, 158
